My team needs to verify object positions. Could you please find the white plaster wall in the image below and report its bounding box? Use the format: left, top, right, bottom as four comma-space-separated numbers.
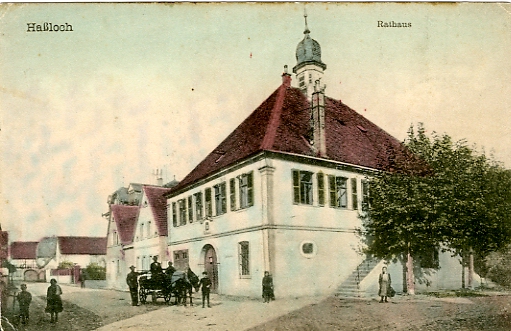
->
273, 229, 363, 297
168, 159, 266, 245
169, 229, 265, 298
271, 159, 365, 230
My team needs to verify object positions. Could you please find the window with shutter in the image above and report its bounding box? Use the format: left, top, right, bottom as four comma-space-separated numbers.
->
351, 178, 358, 210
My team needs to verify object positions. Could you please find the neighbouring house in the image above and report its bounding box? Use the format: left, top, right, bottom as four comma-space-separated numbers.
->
9, 241, 43, 281
36, 236, 107, 283
105, 178, 175, 290
162, 17, 469, 298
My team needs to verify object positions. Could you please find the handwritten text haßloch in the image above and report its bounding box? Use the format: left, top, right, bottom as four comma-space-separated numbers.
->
27, 22, 73, 32
377, 21, 412, 28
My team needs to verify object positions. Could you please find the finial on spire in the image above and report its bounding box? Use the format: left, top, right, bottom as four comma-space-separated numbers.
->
303, 6, 310, 34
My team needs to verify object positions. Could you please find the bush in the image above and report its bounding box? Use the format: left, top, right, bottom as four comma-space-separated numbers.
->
58, 260, 75, 269
84, 263, 106, 280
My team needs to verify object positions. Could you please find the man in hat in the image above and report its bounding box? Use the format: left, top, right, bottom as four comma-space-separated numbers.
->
126, 266, 146, 306
198, 271, 212, 308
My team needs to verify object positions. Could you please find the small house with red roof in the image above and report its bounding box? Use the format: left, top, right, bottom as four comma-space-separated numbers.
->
105, 180, 174, 290
163, 17, 466, 297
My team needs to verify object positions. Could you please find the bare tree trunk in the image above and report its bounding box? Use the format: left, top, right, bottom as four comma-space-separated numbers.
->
402, 257, 407, 293
468, 247, 474, 289
461, 255, 465, 289
406, 248, 415, 295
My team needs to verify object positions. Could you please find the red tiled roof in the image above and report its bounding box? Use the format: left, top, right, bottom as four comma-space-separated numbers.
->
172, 80, 421, 193
57, 237, 107, 255
143, 186, 172, 236
111, 205, 140, 245
10, 241, 38, 259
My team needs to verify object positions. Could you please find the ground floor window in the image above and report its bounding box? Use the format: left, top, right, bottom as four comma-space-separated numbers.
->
238, 241, 250, 277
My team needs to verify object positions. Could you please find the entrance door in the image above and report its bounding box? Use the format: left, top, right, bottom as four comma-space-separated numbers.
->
203, 245, 218, 293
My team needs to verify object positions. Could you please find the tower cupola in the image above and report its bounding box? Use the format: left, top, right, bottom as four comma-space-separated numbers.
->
292, 10, 327, 100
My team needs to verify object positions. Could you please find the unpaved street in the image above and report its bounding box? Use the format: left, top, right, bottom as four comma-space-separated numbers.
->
3, 282, 511, 331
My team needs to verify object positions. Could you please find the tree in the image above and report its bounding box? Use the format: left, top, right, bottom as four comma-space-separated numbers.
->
360, 123, 511, 293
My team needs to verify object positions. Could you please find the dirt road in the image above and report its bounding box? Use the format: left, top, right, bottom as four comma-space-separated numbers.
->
3, 282, 511, 331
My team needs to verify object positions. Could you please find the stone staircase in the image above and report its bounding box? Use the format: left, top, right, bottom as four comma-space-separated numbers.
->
336, 257, 380, 297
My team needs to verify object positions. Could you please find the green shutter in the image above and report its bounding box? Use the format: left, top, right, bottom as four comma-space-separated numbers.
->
317, 172, 325, 206
230, 178, 236, 211
247, 172, 254, 207
293, 170, 300, 204
328, 175, 336, 207
221, 182, 227, 214
351, 178, 358, 210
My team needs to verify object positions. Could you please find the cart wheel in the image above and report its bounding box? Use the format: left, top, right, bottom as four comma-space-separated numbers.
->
139, 289, 147, 304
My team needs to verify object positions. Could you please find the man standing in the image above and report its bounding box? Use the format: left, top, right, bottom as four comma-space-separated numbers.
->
198, 271, 212, 308
126, 266, 144, 306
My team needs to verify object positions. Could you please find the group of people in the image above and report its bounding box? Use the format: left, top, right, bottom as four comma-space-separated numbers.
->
126, 256, 213, 308
13, 278, 63, 325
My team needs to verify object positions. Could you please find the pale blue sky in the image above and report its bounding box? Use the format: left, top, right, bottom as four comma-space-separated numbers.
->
1, 3, 510, 241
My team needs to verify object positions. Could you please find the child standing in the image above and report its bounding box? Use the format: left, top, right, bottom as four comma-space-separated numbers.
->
17, 284, 32, 324
198, 271, 212, 308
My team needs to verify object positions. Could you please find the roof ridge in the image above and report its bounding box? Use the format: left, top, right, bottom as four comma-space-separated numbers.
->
260, 84, 288, 150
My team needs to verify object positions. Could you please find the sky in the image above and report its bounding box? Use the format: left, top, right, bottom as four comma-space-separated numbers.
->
1, 3, 510, 242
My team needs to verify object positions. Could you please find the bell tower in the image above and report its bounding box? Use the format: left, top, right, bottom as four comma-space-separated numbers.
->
292, 10, 327, 100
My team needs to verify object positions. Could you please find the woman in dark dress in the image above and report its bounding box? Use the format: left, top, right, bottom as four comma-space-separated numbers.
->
45, 278, 63, 323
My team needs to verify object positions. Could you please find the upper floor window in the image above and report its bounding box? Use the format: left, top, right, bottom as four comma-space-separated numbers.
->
293, 170, 313, 205
194, 192, 203, 220
140, 223, 144, 239
238, 241, 250, 277
239, 172, 254, 209
179, 199, 187, 226
329, 175, 348, 208
214, 182, 227, 216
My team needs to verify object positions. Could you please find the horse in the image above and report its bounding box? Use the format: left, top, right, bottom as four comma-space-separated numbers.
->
170, 269, 200, 306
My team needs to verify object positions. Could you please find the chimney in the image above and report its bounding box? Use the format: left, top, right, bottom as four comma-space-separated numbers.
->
282, 65, 291, 88
153, 169, 163, 186
311, 80, 327, 157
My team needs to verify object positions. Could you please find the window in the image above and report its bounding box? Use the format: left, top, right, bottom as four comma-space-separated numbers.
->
205, 188, 212, 217
418, 247, 439, 269
317, 172, 325, 206
173, 249, 189, 270
300, 240, 317, 258
351, 178, 358, 210
238, 241, 250, 276
230, 178, 236, 211
194, 192, 203, 220
239, 172, 254, 209
172, 202, 177, 227
188, 196, 193, 223
147, 221, 152, 237
293, 170, 313, 205
140, 223, 144, 239
214, 182, 227, 216
179, 199, 186, 226
328, 175, 348, 208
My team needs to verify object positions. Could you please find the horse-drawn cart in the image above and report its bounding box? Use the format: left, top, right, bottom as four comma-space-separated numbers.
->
138, 273, 171, 304
138, 269, 199, 305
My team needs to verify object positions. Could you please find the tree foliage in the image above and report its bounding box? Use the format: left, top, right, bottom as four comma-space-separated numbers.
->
360, 123, 511, 265
85, 262, 106, 280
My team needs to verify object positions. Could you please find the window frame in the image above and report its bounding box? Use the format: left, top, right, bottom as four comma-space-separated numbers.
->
238, 241, 250, 278
293, 170, 313, 205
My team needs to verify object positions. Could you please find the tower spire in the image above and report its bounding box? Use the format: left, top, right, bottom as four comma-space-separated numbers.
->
304, 7, 310, 34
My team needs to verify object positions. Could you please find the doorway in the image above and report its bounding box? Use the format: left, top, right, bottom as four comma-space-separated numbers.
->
203, 244, 218, 293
